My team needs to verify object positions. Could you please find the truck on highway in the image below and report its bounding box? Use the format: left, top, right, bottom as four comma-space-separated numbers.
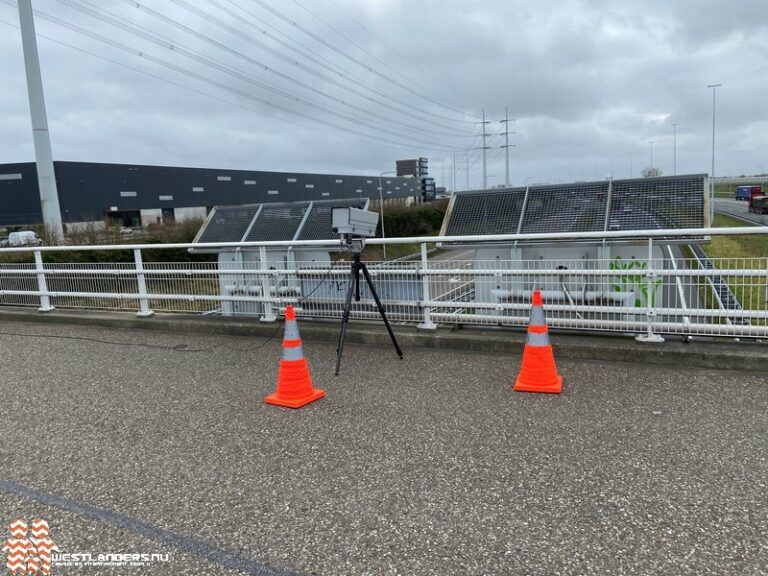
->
748, 195, 768, 214
735, 185, 762, 200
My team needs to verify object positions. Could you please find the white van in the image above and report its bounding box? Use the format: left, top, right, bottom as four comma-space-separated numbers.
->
7, 230, 42, 247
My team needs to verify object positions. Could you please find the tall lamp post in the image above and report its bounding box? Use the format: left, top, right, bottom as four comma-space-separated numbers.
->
671, 122, 679, 176
707, 83, 722, 224
707, 84, 722, 178
648, 140, 655, 173
378, 170, 397, 260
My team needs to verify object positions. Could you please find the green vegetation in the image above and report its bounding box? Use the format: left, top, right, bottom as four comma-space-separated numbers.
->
696, 214, 767, 325
362, 200, 448, 261
377, 200, 447, 238
0, 218, 215, 264
702, 214, 768, 259
713, 184, 736, 198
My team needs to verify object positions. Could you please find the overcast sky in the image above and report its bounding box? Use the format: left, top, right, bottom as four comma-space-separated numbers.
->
1, 0, 766, 189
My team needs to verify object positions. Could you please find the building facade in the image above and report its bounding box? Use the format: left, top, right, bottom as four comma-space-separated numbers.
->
0, 161, 420, 229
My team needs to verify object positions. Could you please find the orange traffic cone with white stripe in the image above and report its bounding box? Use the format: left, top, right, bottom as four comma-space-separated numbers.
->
514, 290, 563, 394
265, 305, 325, 408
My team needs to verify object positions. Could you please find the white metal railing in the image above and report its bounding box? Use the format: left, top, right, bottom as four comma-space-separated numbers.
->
0, 226, 766, 341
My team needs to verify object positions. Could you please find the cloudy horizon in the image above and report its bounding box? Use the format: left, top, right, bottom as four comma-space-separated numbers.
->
1, 0, 766, 188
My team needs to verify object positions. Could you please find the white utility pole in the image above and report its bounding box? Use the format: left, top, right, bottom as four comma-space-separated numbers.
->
648, 140, 655, 171
671, 122, 679, 176
707, 83, 722, 225
500, 106, 516, 187
17, 0, 63, 241
480, 108, 490, 189
707, 84, 722, 178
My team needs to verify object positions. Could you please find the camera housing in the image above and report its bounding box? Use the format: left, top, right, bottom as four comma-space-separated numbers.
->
331, 207, 379, 238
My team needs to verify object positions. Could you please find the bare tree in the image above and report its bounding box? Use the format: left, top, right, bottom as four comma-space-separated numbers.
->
641, 167, 663, 178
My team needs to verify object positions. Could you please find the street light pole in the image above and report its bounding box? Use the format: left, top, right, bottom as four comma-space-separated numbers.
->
648, 140, 655, 172
707, 84, 722, 178
671, 122, 679, 176
378, 170, 396, 260
707, 83, 722, 224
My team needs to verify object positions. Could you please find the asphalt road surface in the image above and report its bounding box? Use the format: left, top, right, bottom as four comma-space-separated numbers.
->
714, 198, 768, 226
0, 320, 767, 575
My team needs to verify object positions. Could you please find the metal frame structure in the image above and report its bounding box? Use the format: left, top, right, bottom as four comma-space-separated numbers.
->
0, 226, 766, 342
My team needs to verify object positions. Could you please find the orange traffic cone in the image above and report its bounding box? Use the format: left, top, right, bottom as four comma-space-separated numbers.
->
513, 290, 563, 394
265, 305, 325, 408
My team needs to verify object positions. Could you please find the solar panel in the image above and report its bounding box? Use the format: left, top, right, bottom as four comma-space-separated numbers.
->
522, 182, 608, 233
444, 189, 526, 236
196, 205, 260, 243
297, 199, 368, 240
245, 203, 308, 241
607, 176, 704, 231
442, 174, 706, 242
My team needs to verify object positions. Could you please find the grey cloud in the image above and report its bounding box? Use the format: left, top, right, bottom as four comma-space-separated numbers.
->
0, 0, 766, 190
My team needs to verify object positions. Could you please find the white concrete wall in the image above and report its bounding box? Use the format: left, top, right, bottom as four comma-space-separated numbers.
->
174, 206, 207, 222
65, 220, 105, 232
140, 209, 162, 226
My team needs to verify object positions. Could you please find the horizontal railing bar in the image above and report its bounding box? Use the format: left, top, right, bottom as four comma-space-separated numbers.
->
3, 288, 766, 320
0, 226, 765, 253
0, 267, 766, 279
429, 313, 768, 336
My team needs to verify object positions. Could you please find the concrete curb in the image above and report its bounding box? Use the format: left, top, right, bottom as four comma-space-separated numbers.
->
0, 307, 765, 372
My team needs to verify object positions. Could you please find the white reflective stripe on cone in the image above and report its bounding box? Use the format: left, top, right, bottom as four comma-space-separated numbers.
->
530, 306, 546, 326
282, 345, 305, 361
526, 332, 551, 347
284, 319, 300, 341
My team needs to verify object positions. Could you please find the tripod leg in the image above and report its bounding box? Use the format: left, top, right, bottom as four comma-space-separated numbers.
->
334, 263, 357, 376
354, 260, 361, 302
360, 262, 404, 359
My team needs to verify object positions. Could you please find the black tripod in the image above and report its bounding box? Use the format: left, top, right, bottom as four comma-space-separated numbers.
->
335, 251, 403, 375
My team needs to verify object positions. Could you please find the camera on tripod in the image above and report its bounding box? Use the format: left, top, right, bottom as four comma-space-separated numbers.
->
330, 206, 403, 375
332, 207, 379, 252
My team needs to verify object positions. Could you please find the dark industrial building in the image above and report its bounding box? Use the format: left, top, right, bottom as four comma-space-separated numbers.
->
0, 161, 420, 229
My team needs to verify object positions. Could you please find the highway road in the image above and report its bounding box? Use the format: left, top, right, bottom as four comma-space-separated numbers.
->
714, 198, 768, 226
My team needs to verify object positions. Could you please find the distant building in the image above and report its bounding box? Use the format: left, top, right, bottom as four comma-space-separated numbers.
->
0, 161, 420, 229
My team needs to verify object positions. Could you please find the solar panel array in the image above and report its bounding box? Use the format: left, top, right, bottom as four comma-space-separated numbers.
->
194, 198, 368, 246
443, 174, 706, 241
607, 176, 704, 231
522, 182, 608, 234
197, 205, 261, 243
297, 199, 368, 240
444, 190, 525, 236
245, 204, 307, 242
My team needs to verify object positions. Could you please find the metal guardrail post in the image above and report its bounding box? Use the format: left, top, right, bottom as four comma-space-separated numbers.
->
259, 246, 276, 322
33, 249, 54, 312
417, 242, 437, 330
134, 248, 154, 317
636, 238, 664, 342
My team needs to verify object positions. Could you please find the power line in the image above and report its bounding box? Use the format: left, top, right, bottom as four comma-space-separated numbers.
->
291, 0, 472, 111
115, 0, 472, 140
244, 0, 478, 122
0, 2, 457, 152
217, 0, 477, 128
322, 0, 473, 102
50, 0, 459, 150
